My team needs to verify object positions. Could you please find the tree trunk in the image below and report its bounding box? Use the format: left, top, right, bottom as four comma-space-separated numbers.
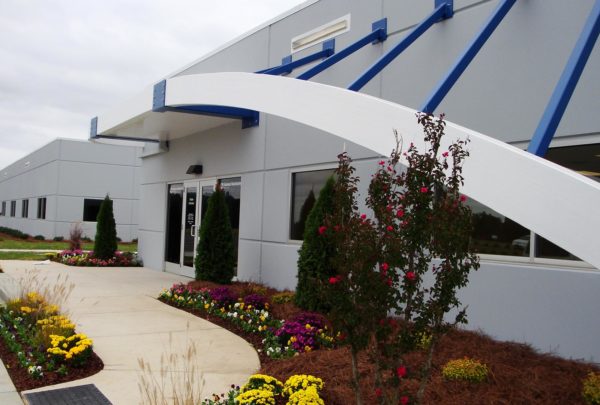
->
416, 337, 436, 404
350, 347, 363, 405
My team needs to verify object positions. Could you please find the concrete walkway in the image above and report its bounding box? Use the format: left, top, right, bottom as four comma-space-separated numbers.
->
0, 260, 260, 404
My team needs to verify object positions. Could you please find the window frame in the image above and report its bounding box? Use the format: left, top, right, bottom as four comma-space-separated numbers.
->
288, 164, 337, 243
10, 201, 16, 217
37, 197, 46, 220
82, 198, 104, 222
21, 199, 29, 218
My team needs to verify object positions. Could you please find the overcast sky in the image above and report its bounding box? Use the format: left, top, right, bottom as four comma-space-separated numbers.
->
0, 0, 307, 169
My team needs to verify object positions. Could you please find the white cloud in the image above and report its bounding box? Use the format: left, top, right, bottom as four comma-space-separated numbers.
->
0, 0, 307, 169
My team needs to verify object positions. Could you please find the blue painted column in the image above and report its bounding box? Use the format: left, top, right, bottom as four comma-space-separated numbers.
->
420, 0, 517, 113
528, 0, 600, 156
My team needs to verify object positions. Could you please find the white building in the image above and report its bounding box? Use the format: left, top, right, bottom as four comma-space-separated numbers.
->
0, 139, 140, 242
93, 0, 600, 361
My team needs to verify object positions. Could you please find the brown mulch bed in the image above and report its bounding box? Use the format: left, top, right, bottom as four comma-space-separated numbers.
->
0, 338, 104, 392
172, 280, 598, 404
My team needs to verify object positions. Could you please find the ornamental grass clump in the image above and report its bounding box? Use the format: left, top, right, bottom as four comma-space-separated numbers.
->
442, 358, 489, 383
583, 372, 600, 405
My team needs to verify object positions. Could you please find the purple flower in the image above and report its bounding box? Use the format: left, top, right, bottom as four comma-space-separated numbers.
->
209, 287, 238, 307
243, 294, 268, 310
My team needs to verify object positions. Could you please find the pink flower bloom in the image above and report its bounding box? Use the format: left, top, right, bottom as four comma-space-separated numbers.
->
318, 226, 327, 235
420, 187, 428, 193
405, 271, 416, 281
381, 262, 389, 271
329, 275, 342, 285
396, 209, 405, 218
378, 160, 385, 166
442, 151, 449, 157
386, 225, 393, 232
397, 365, 407, 378
333, 225, 340, 232
375, 388, 382, 398
386, 277, 392, 287
460, 195, 467, 202
360, 214, 367, 219
400, 396, 409, 405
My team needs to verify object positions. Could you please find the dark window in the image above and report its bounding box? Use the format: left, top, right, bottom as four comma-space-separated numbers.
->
10, 201, 16, 217
37, 198, 46, 219
1, 201, 5, 216
532, 143, 599, 261
22, 199, 29, 218
290, 169, 335, 240
466, 198, 530, 257
219, 177, 241, 266
165, 184, 183, 263
83, 199, 103, 221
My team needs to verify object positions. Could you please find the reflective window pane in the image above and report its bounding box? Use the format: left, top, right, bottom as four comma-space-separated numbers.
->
290, 169, 334, 240
467, 198, 530, 257
535, 235, 579, 261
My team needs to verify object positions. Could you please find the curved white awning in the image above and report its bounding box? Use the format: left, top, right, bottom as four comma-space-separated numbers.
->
95, 72, 600, 269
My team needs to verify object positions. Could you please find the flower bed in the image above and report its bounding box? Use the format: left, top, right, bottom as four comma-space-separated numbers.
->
159, 283, 336, 360
160, 280, 600, 405
52, 249, 141, 267
202, 373, 325, 405
0, 291, 103, 390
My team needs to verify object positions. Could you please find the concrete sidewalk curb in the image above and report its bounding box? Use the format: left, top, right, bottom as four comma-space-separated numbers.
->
0, 260, 260, 405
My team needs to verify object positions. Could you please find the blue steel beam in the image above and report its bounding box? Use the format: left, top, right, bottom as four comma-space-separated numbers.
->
528, 0, 600, 157
261, 40, 335, 76
420, 0, 516, 113
152, 80, 260, 128
296, 19, 388, 81
347, 2, 452, 92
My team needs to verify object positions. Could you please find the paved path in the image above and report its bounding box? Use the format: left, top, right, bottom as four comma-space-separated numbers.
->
0, 260, 260, 405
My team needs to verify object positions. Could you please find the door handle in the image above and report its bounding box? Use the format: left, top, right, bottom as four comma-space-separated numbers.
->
191, 224, 196, 237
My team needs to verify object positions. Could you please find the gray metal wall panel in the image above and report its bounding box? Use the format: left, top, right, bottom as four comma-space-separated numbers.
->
239, 172, 263, 240
260, 242, 300, 291
138, 229, 165, 270
261, 170, 289, 243
139, 183, 167, 233
264, 116, 377, 170
141, 121, 265, 185
59, 139, 139, 166
175, 29, 270, 76
237, 239, 262, 282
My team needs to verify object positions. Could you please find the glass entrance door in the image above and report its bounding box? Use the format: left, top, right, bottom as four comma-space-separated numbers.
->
181, 184, 198, 271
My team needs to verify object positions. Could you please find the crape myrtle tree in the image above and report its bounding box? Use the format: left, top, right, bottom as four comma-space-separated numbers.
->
322, 113, 479, 405
94, 195, 118, 260
295, 176, 337, 311
195, 183, 236, 284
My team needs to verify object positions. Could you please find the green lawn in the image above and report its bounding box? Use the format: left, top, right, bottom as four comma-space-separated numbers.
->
0, 251, 49, 260
0, 239, 137, 252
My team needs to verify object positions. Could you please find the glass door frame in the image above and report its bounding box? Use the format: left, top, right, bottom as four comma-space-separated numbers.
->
165, 179, 216, 277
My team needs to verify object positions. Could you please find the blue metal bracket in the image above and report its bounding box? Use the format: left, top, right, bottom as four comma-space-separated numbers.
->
435, 0, 454, 19
259, 39, 336, 76
528, 0, 600, 157
297, 18, 388, 81
420, 0, 516, 113
89, 117, 98, 139
347, 3, 452, 92
152, 79, 259, 128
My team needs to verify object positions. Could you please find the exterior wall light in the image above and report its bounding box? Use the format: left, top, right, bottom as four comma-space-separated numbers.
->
186, 165, 203, 175
291, 14, 350, 53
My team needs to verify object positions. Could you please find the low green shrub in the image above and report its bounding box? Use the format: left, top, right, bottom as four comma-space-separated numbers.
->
583, 372, 600, 405
81, 236, 93, 242
0, 226, 29, 239
53, 236, 64, 242
442, 357, 489, 383
272, 291, 295, 304
34, 235, 45, 240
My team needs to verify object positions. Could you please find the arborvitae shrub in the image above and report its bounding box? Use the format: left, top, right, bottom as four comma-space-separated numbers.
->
195, 185, 236, 284
295, 176, 336, 311
94, 195, 118, 259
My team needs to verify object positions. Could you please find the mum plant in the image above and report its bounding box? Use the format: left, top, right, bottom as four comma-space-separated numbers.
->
322, 113, 479, 405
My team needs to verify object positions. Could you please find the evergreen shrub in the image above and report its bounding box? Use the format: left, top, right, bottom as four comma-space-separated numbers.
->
94, 195, 117, 260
